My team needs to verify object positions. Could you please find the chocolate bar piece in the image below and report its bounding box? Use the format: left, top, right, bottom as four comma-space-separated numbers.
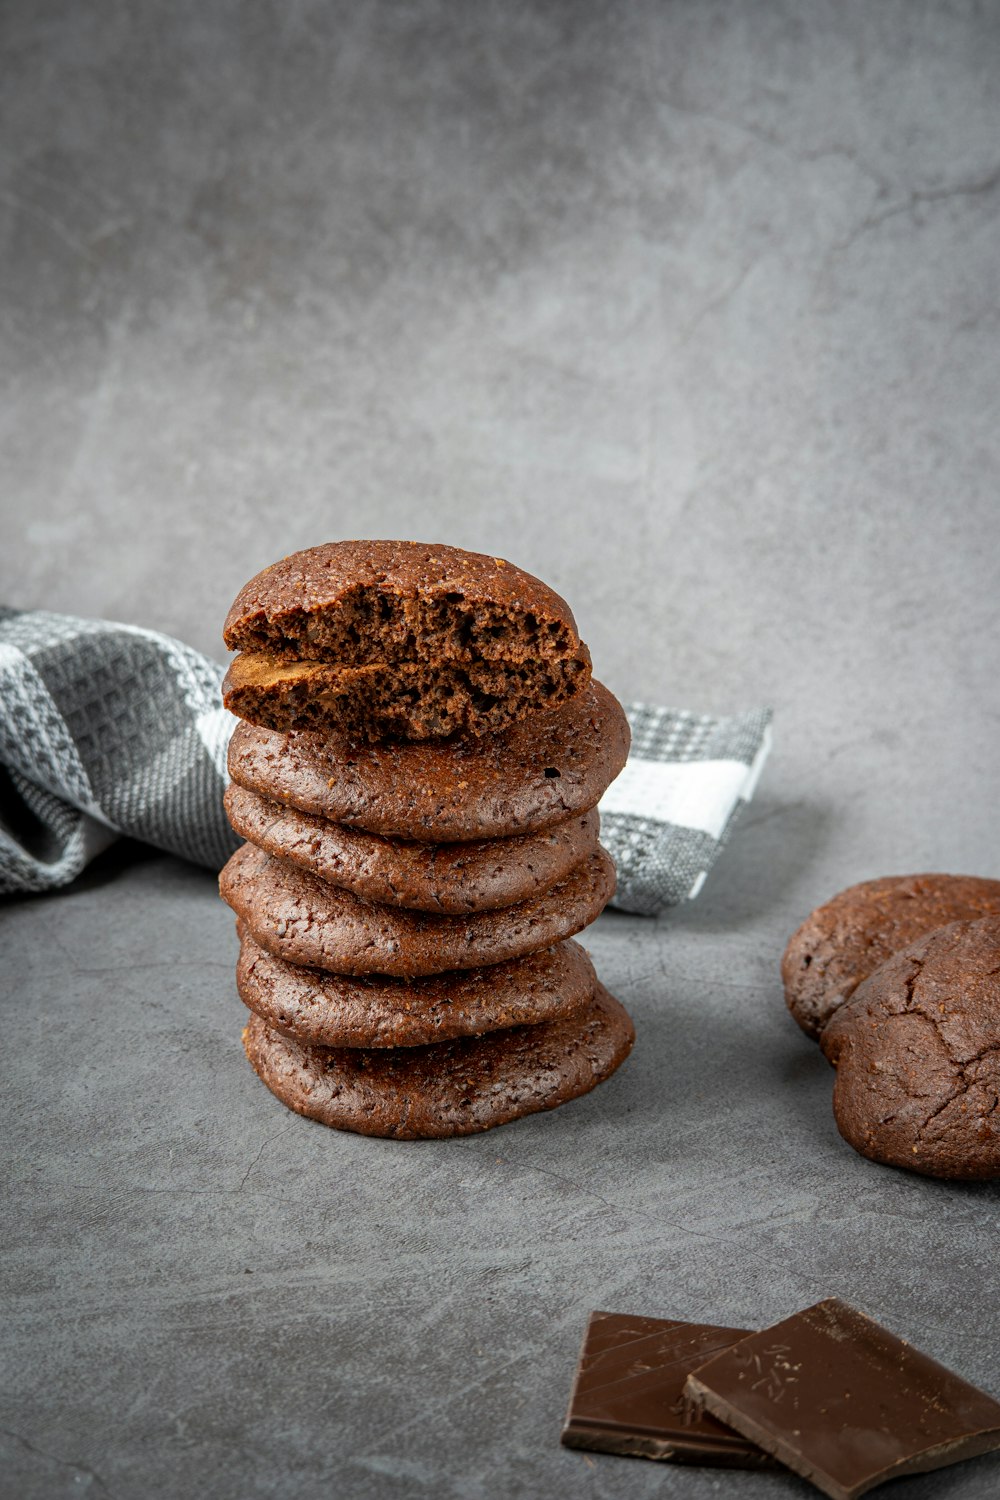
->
684, 1297, 1000, 1500
561, 1311, 776, 1467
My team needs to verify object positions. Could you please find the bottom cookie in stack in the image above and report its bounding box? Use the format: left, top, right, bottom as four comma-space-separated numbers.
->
219, 827, 633, 1137
241, 979, 634, 1140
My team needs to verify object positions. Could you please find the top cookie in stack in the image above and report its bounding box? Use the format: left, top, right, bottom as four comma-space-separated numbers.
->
219, 540, 634, 1138
222, 539, 593, 740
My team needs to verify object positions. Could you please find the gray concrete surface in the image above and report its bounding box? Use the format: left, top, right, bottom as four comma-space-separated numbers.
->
2, 3, 1000, 1497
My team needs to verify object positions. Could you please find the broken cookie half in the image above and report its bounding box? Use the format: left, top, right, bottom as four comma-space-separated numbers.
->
223, 539, 592, 739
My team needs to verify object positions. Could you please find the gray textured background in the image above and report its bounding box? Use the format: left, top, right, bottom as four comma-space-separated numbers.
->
3, 3, 1000, 1497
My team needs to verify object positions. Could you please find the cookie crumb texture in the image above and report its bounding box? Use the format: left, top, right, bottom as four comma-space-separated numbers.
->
223, 541, 592, 740
782, 873, 1000, 1042
222, 647, 591, 740
823, 916, 1000, 1180
241, 983, 635, 1138
224, 540, 582, 662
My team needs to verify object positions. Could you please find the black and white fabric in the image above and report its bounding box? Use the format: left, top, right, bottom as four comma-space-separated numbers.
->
0, 609, 771, 913
599, 703, 773, 915
0, 608, 238, 894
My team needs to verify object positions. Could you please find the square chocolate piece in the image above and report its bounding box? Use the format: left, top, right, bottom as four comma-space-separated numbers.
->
561, 1310, 775, 1467
684, 1297, 1000, 1500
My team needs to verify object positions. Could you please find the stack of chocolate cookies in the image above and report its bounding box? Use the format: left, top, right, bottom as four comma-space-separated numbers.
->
218, 541, 635, 1138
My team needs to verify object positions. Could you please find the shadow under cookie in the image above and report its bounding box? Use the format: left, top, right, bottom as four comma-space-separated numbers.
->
241, 983, 635, 1138
236, 931, 598, 1047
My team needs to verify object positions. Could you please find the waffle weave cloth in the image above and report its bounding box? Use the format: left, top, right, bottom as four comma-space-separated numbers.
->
0, 608, 771, 915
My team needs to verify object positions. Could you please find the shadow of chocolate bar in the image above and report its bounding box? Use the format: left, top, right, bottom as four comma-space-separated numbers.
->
561, 1310, 778, 1467
684, 1298, 1000, 1500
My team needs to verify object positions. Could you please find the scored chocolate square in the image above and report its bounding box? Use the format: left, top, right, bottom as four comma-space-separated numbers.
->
561, 1310, 777, 1467
684, 1297, 1000, 1500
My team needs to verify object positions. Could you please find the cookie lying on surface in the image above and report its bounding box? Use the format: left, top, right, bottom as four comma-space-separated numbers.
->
782, 873, 1000, 1042
241, 984, 635, 1139
220, 841, 617, 978
226, 679, 629, 842
822, 916, 1000, 1181
236, 931, 598, 1048
224, 784, 599, 914
223, 540, 592, 740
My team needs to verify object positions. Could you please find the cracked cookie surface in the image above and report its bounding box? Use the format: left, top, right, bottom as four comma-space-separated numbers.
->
241, 982, 635, 1137
220, 840, 616, 977
782, 874, 1000, 1042
822, 915, 1000, 1179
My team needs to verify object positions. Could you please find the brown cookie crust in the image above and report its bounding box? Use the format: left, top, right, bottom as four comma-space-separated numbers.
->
219, 842, 616, 977
221, 646, 592, 741
224, 783, 600, 914
241, 983, 635, 1138
226, 679, 630, 842
236, 931, 598, 1047
782, 874, 1000, 1042
223, 539, 583, 665
822, 916, 1000, 1180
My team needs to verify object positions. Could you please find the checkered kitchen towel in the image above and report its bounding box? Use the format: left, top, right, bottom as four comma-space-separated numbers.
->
0, 609, 771, 914
599, 704, 772, 915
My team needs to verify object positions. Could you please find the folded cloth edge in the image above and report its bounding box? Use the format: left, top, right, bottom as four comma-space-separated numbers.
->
601, 710, 773, 915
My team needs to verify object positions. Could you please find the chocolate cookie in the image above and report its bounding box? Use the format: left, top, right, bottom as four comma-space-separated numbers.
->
224, 783, 599, 914
227, 679, 629, 842
222, 649, 593, 742
822, 916, 1000, 1180
782, 874, 1000, 1042
241, 982, 635, 1137
236, 931, 598, 1047
224, 540, 584, 665
222, 541, 592, 739
219, 842, 616, 977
